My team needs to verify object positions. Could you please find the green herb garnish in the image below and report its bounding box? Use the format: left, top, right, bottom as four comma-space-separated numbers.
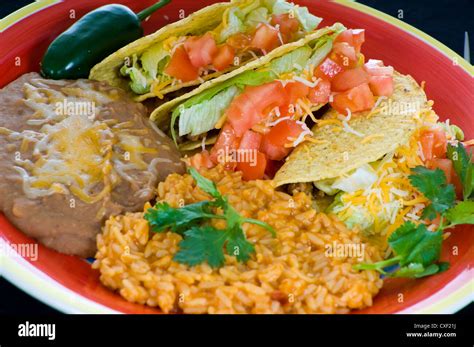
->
355, 144, 474, 278
447, 142, 473, 200
144, 168, 275, 268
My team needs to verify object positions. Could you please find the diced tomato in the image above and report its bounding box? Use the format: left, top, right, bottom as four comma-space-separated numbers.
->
432, 130, 448, 158
227, 33, 252, 50
164, 46, 199, 82
330, 82, 375, 114
190, 150, 214, 171
237, 151, 267, 180
331, 42, 357, 68
308, 79, 331, 104
209, 124, 239, 170
335, 29, 365, 53
212, 44, 235, 71
226, 94, 259, 138
314, 58, 344, 81
251, 24, 280, 52
261, 119, 304, 160
426, 158, 453, 183
284, 81, 309, 105
364, 59, 394, 76
235, 130, 266, 180
420, 129, 447, 161
331, 67, 369, 92
184, 33, 217, 68
271, 13, 300, 43
368, 75, 393, 96
333, 42, 357, 61
239, 130, 262, 151
227, 81, 286, 137
420, 131, 434, 161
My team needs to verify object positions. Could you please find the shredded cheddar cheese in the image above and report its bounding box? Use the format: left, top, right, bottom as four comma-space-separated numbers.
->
361, 134, 385, 144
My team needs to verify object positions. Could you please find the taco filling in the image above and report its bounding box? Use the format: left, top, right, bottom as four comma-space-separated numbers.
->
157, 25, 396, 180
119, 0, 322, 98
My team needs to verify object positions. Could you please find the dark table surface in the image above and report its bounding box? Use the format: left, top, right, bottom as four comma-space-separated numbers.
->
0, 0, 472, 314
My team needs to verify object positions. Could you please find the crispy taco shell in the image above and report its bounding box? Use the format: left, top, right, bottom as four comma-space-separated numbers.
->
89, 1, 234, 97
273, 72, 428, 186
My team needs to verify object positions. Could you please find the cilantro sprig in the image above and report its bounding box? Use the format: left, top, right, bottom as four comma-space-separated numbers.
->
355, 142, 473, 278
447, 143, 473, 200
144, 168, 275, 268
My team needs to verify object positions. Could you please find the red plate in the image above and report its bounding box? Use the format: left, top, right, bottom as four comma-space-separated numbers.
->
0, 0, 472, 313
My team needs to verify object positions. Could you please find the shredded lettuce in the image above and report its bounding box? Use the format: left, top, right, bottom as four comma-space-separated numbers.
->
323, 164, 400, 235
219, 8, 246, 43
178, 86, 240, 137
120, 55, 151, 94
140, 42, 170, 79
272, 0, 322, 32
170, 69, 277, 144
219, 1, 264, 43
332, 164, 378, 193
315, 164, 378, 195
121, 44, 170, 94
305, 37, 333, 70
269, 46, 312, 75
245, 7, 269, 28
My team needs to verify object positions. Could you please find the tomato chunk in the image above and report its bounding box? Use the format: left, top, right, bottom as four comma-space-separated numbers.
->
368, 75, 393, 97
227, 33, 252, 50
227, 81, 286, 137
184, 33, 218, 69
251, 24, 280, 52
308, 79, 331, 104
164, 46, 199, 82
239, 130, 262, 151
190, 150, 214, 171
419, 131, 435, 161
284, 81, 309, 105
331, 42, 357, 68
364, 59, 394, 76
261, 119, 304, 160
330, 82, 375, 114
213, 44, 235, 71
314, 58, 344, 81
237, 151, 267, 180
331, 67, 369, 92
420, 129, 447, 161
271, 13, 299, 43
209, 124, 239, 169
335, 29, 365, 53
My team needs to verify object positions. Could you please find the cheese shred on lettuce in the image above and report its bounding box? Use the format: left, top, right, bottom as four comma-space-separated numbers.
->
324, 108, 451, 238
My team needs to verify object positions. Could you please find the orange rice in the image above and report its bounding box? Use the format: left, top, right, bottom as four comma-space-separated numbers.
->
93, 166, 383, 313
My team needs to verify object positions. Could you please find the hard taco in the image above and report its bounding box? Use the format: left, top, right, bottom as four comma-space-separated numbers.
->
273, 71, 470, 238
89, 0, 324, 101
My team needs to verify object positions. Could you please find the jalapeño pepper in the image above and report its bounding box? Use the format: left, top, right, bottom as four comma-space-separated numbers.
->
41, 0, 170, 79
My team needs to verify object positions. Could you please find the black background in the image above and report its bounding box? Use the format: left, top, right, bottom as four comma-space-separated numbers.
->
0, 0, 472, 315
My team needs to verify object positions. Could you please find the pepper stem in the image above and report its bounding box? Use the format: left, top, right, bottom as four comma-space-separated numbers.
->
137, 0, 171, 21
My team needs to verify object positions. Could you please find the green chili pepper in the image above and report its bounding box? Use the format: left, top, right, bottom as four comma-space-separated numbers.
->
40, 0, 171, 80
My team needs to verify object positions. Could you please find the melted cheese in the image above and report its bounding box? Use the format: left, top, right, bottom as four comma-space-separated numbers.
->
6, 82, 160, 204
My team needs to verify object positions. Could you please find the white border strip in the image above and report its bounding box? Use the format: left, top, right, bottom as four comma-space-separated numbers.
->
0, 239, 119, 314
398, 269, 474, 314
